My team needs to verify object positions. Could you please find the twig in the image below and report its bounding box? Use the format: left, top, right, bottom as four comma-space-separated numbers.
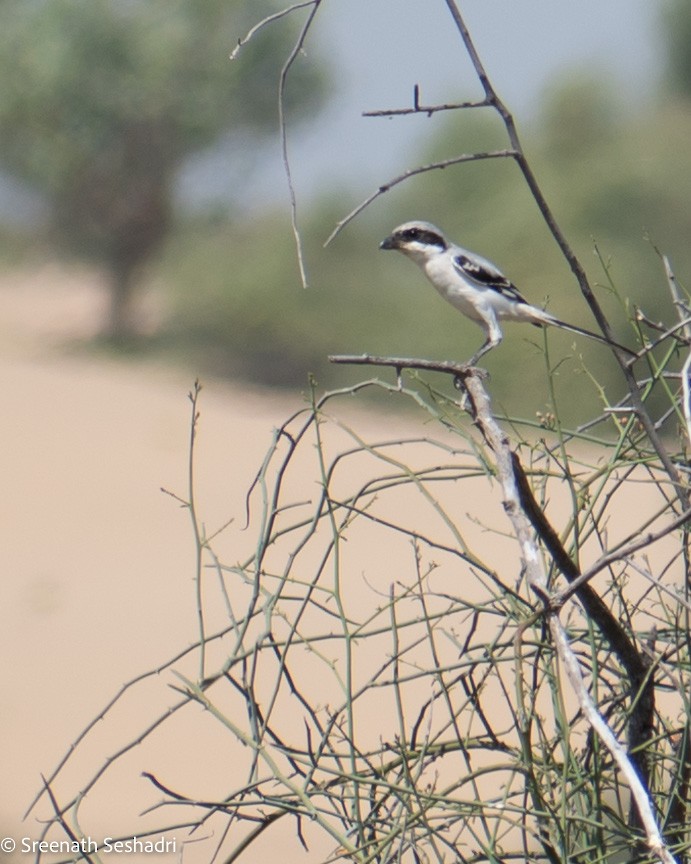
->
663, 255, 691, 446
230, 0, 322, 286
328, 352, 485, 380
635, 308, 691, 346
323, 151, 513, 247
663, 256, 691, 343
186, 380, 207, 680
278, 0, 323, 288
229, 1, 317, 60
552, 505, 691, 609
511, 453, 655, 755
41, 779, 99, 864
550, 624, 677, 864
363, 85, 488, 117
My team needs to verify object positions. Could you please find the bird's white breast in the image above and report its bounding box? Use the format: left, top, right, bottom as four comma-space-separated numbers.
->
422, 256, 489, 323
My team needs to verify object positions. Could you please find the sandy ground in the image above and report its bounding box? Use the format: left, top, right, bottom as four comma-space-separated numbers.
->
0, 268, 338, 855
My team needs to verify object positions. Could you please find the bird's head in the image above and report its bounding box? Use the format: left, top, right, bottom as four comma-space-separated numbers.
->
379, 221, 448, 263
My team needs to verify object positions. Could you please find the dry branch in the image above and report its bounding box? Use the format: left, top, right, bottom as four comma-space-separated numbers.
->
329, 351, 680, 864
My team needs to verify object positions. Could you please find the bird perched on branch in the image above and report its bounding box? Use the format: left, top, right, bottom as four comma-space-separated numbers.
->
380, 220, 636, 365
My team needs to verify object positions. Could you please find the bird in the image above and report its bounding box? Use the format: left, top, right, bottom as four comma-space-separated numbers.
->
380, 220, 636, 366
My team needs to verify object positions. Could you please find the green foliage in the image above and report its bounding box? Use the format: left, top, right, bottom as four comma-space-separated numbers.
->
159, 208, 437, 387
0, 0, 324, 335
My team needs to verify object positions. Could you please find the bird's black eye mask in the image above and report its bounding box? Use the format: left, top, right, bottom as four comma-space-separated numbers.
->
400, 228, 447, 249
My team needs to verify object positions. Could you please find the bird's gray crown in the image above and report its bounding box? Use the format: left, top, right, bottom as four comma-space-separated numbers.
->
380, 221, 448, 251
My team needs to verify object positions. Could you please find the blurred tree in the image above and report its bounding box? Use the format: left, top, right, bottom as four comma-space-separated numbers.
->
662, 0, 691, 98
0, 0, 322, 338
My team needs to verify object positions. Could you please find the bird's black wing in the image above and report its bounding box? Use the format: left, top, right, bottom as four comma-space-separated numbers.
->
453, 253, 529, 305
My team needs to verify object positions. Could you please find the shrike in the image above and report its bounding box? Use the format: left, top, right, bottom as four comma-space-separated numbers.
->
380, 220, 635, 365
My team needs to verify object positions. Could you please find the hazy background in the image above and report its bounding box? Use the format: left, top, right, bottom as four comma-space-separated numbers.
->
242, 0, 659, 205
0, 0, 686, 413
0, 0, 689, 858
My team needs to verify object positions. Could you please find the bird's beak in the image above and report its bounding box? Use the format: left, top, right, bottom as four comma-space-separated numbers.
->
379, 234, 398, 250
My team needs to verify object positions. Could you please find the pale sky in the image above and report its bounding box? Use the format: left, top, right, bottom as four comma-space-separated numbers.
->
199, 0, 660, 212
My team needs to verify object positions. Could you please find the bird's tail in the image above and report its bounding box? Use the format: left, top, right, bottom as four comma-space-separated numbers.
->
548, 316, 637, 358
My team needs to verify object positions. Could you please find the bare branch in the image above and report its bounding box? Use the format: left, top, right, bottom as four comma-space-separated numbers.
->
663, 255, 691, 447
323, 150, 514, 247
363, 84, 488, 117
461, 369, 678, 864
663, 255, 691, 344
549, 623, 678, 864
328, 352, 483, 380
229, 1, 317, 60
278, 0, 323, 288
553, 505, 691, 609
41, 779, 99, 864
330, 350, 678, 862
